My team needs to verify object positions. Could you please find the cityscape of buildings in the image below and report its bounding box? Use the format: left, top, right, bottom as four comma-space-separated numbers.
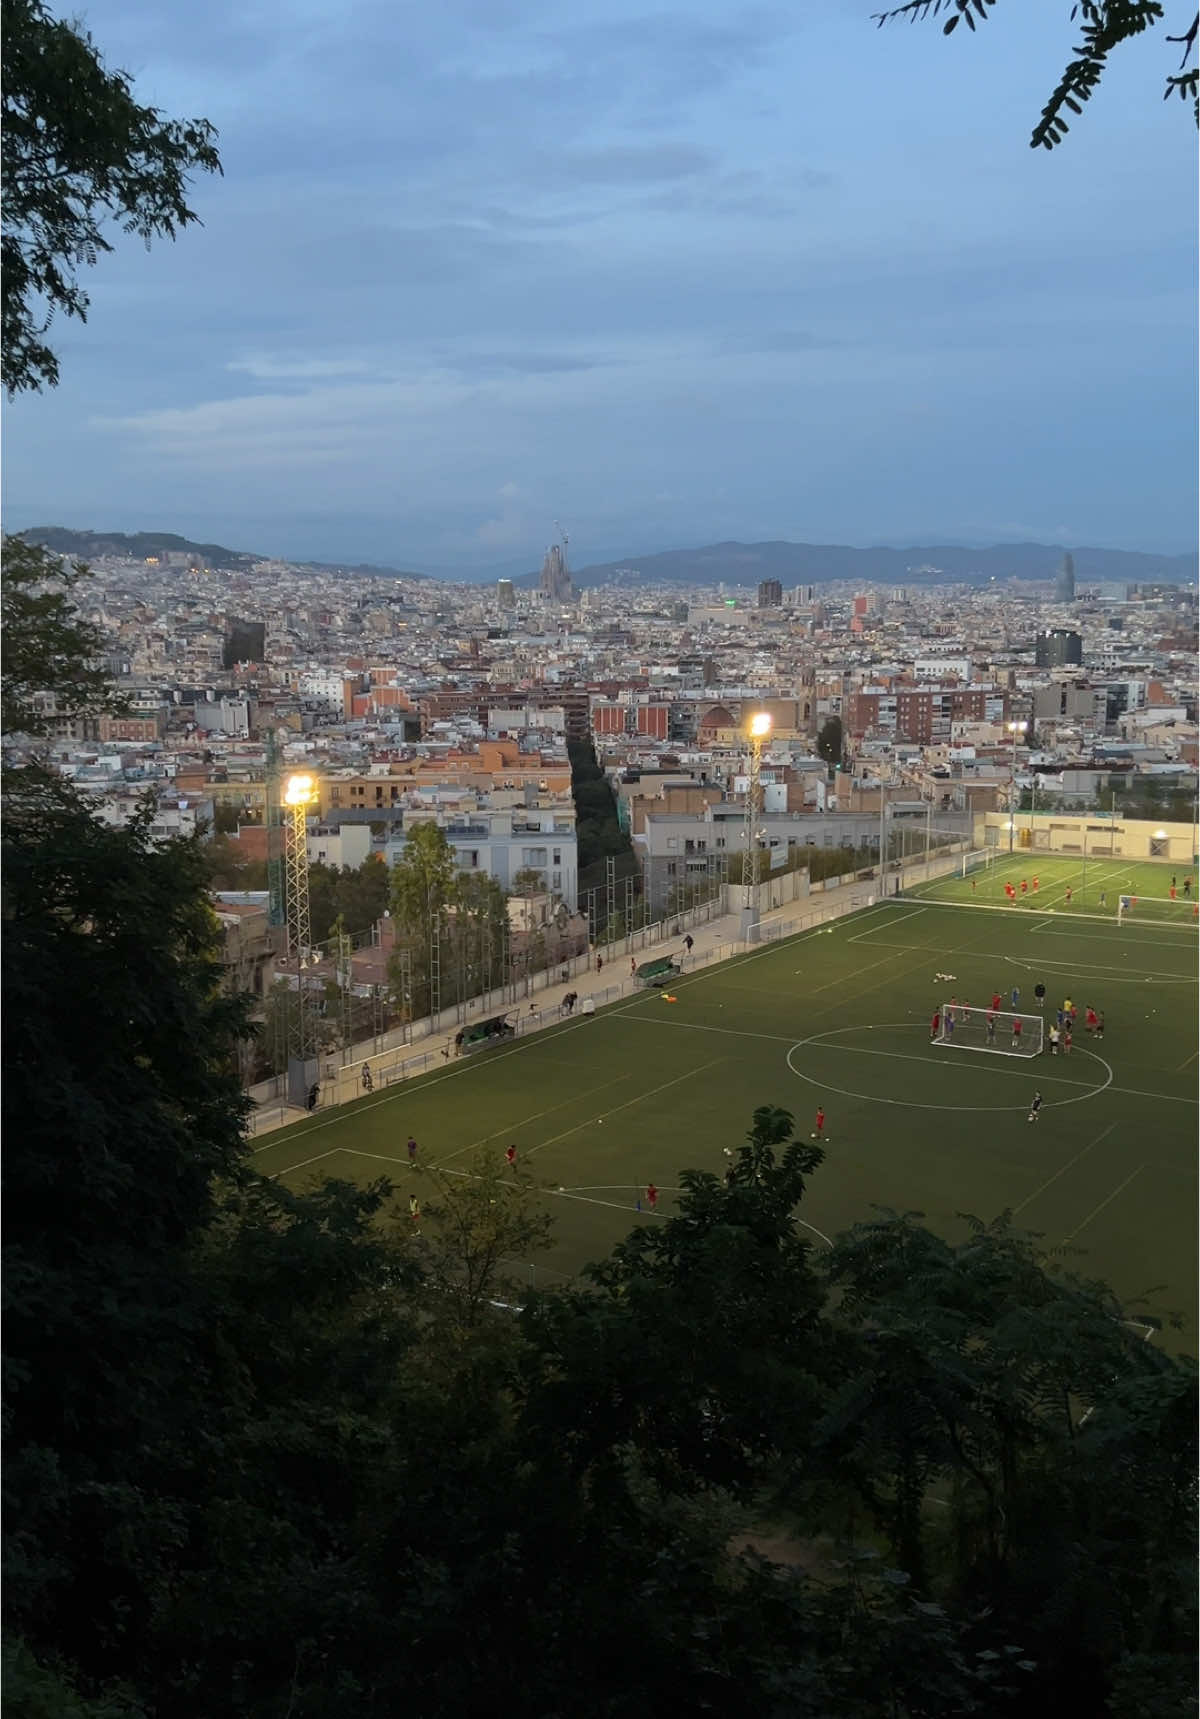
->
12, 535, 1197, 1026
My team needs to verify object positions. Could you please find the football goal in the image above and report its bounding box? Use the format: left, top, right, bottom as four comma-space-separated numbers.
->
1117, 894, 1199, 931
961, 848, 996, 879
932, 1004, 1043, 1057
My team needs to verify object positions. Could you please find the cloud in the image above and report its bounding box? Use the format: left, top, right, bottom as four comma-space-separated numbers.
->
226, 354, 373, 380
556, 142, 714, 184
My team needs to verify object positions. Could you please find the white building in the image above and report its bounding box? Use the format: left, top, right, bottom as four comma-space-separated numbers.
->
384, 806, 578, 908
307, 822, 372, 869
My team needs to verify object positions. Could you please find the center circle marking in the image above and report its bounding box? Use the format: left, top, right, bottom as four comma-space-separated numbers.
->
786, 1023, 1113, 1113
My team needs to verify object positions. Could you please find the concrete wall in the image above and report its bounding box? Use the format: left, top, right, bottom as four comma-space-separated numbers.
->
976, 810, 1198, 864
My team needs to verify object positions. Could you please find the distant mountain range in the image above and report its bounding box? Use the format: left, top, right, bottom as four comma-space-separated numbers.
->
548, 539, 1198, 590
16, 526, 1196, 589
15, 527, 429, 581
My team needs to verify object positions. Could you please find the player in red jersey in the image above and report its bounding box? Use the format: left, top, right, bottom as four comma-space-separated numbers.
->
812, 1107, 826, 1140
505, 1143, 517, 1169
645, 1183, 659, 1212
930, 1010, 941, 1042
991, 992, 1002, 1013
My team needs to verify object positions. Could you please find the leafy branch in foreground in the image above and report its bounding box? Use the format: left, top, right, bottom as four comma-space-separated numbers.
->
872, 1, 1199, 144
1, 534, 126, 737
1, 0, 222, 394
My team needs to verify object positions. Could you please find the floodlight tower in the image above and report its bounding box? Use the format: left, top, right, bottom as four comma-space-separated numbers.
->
1006, 720, 1028, 852
741, 711, 772, 938
283, 773, 319, 1060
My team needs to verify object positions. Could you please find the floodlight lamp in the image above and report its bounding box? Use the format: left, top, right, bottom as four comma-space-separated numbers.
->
749, 711, 772, 738
1153, 829, 1167, 840
284, 773, 318, 807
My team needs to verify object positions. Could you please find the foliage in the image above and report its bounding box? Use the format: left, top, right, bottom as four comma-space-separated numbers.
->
387, 823, 511, 1017
569, 735, 634, 870
1, 0, 221, 394
307, 853, 390, 944
817, 713, 844, 766
872, 1, 1198, 145
819, 1211, 1197, 1701
1, 535, 124, 736
2, 765, 253, 1661
417, 1148, 554, 1332
203, 832, 269, 892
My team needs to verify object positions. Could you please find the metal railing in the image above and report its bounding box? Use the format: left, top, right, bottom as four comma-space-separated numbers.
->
247, 874, 911, 1138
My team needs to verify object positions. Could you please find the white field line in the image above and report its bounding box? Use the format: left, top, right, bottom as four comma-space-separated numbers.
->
428, 1075, 630, 1172
525, 1058, 727, 1159
1061, 1163, 1146, 1244
252, 1015, 590, 1155
269, 1146, 341, 1180
1010, 1122, 1119, 1216
849, 905, 925, 943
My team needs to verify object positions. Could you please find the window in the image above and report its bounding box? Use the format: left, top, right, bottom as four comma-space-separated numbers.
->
667, 837, 679, 851
553, 848, 561, 865
522, 847, 548, 866
552, 869, 561, 889
666, 862, 678, 876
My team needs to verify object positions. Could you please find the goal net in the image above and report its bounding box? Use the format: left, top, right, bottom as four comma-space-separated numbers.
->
961, 848, 995, 879
932, 1003, 1043, 1057
1117, 893, 1199, 931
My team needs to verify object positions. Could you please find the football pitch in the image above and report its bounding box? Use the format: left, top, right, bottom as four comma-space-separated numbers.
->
254, 896, 1199, 1347
908, 851, 1198, 923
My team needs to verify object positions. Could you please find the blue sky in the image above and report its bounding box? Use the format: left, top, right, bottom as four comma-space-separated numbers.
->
4, 0, 1196, 569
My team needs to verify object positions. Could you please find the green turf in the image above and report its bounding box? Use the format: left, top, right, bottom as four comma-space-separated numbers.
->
908, 852, 1198, 924
254, 898, 1199, 1345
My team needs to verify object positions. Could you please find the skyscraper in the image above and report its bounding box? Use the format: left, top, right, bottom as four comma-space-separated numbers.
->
1054, 552, 1076, 603
757, 579, 783, 608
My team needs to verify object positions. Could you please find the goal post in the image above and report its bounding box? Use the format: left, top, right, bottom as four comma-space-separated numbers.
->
932, 1003, 1044, 1057
961, 847, 995, 879
1117, 893, 1198, 930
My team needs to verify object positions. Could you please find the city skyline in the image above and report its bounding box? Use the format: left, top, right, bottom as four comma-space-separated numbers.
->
3, 0, 1196, 566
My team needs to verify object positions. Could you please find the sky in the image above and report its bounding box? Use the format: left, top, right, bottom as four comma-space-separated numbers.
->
4, 0, 1197, 571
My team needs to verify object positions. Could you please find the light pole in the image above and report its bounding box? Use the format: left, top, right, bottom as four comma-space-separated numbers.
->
282, 772, 320, 1098
1006, 720, 1027, 852
741, 711, 772, 938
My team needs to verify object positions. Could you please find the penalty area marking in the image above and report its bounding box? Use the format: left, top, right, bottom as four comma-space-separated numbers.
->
786, 1024, 1113, 1113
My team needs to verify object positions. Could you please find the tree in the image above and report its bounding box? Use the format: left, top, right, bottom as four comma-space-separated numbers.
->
1, 536, 124, 736
872, 1, 1198, 147
568, 736, 633, 870
2, 0, 221, 395
816, 714, 844, 767
523, 1106, 830, 1495
2, 766, 253, 1658
418, 1148, 553, 1332
818, 1210, 1197, 1707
